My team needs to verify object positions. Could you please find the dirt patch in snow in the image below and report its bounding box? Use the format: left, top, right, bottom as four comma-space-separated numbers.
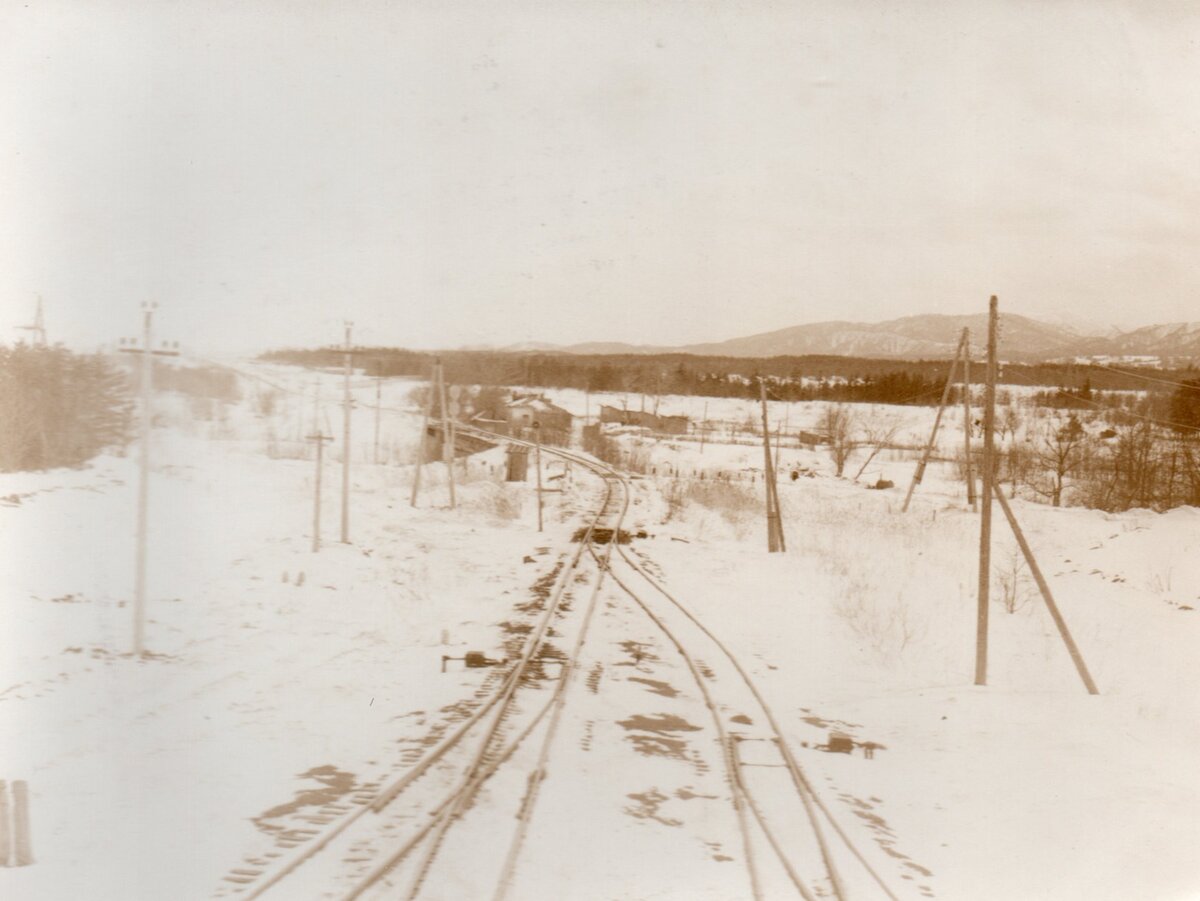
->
628, 676, 679, 698
571, 526, 632, 545
624, 788, 683, 827
254, 764, 357, 825
839, 792, 935, 896
617, 713, 703, 760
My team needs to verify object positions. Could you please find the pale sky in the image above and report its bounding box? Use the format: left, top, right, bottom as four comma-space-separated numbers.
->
2, 1, 1199, 353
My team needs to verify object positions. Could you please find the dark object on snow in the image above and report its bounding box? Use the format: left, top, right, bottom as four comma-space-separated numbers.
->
791, 470, 800, 481
825, 732, 855, 754
442, 651, 504, 672
868, 478, 894, 490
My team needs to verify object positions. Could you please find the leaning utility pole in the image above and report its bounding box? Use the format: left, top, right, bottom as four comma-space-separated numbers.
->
117, 303, 179, 656
307, 432, 332, 552
901, 331, 966, 513
340, 322, 353, 544
976, 296, 999, 686
992, 486, 1099, 694
759, 381, 785, 552
962, 329, 976, 510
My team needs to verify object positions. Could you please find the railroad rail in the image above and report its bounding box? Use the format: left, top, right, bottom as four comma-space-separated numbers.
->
465, 424, 902, 900
220, 421, 902, 900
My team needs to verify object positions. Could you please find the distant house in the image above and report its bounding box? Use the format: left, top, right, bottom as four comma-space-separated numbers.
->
599, 404, 689, 435
505, 395, 573, 444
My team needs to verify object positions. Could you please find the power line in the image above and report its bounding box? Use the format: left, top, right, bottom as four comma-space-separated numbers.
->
1002, 367, 1200, 435
1078, 361, 1200, 392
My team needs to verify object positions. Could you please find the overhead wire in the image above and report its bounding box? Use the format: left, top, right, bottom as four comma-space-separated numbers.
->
1076, 361, 1200, 392
1000, 366, 1199, 435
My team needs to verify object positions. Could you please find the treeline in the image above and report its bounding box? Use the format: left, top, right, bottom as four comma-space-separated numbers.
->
152, 360, 241, 402
0, 344, 133, 472
263, 347, 1197, 407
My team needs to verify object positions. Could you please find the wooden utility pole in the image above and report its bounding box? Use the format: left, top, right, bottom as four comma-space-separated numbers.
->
117, 303, 179, 657
901, 332, 965, 513
410, 361, 437, 507
373, 363, 382, 465
0, 778, 9, 866
759, 381, 785, 552
307, 432, 332, 552
962, 329, 976, 510
340, 322, 353, 544
699, 400, 708, 454
992, 486, 1099, 694
976, 296, 999, 686
16, 296, 47, 345
9, 782, 31, 868
534, 421, 544, 532
436, 361, 456, 508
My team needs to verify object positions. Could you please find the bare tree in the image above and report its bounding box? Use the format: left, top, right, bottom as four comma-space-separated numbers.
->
1029, 414, 1089, 507
997, 402, 1021, 442
822, 404, 857, 477
852, 412, 901, 481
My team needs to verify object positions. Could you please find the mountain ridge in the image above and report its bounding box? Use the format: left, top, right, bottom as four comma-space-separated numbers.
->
494, 314, 1200, 362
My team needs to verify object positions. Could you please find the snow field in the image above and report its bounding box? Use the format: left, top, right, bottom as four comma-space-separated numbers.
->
2, 362, 1197, 900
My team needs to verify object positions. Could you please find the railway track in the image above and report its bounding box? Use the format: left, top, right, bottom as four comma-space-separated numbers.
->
217, 459, 630, 900
468, 427, 904, 900
218, 423, 903, 900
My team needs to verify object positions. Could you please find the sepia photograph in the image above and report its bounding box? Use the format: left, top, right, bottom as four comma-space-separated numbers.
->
2, 1, 1200, 898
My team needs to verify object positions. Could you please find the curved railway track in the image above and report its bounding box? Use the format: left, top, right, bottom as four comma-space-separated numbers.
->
467, 426, 902, 901
221, 460, 631, 900
219, 421, 902, 900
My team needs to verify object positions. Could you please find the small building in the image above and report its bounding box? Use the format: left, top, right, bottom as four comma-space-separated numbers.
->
505, 395, 572, 445
505, 445, 529, 481
598, 404, 689, 435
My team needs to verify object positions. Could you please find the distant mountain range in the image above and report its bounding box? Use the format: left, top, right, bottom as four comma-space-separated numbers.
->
495, 314, 1200, 363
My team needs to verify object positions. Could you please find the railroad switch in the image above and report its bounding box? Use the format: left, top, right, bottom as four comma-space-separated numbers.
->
441, 651, 504, 672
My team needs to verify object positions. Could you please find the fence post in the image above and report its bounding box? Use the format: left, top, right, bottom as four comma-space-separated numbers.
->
1, 780, 31, 867
0, 780, 10, 867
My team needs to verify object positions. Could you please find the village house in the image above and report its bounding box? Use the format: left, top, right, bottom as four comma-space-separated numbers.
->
598, 404, 690, 435
505, 394, 573, 445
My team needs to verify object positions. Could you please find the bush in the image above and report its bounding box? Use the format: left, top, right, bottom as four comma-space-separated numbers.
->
0, 344, 133, 471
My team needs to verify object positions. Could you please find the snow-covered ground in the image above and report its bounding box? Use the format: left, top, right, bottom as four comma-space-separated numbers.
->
2, 362, 1198, 899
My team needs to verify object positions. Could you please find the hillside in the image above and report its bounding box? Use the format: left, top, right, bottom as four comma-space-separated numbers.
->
501, 314, 1200, 363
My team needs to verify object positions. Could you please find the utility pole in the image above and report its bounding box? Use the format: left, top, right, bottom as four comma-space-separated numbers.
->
759, 381, 785, 552
699, 400, 708, 454
373, 361, 383, 466
436, 361, 456, 508
534, 421, 544, 532
340, 322, 353, 544
976, 296, 999, 686
117, 304, 179, 656
16, 296, 47, 345
307, 432, 332, 552
410, 361, 437, 506
962, 328, 976, 510
901, 332, 965, 513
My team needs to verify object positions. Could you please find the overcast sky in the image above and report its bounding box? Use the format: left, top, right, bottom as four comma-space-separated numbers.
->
2, 1, 1199, 354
